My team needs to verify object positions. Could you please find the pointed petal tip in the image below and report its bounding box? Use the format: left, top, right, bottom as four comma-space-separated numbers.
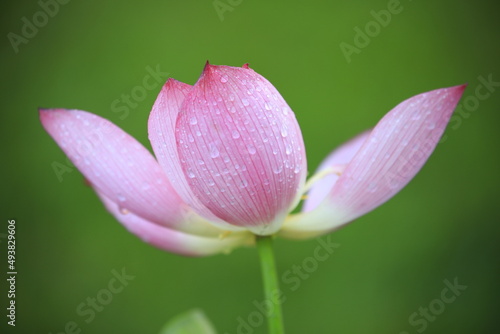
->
242, 63, 250, 69
451, 83, 467, 95
163, 77, 188, 91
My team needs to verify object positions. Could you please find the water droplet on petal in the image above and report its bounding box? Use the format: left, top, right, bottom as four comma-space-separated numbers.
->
119, 207, 129, 215
285, 144, 292, 155
247, 144, 256, 155
209, 143, 220, 158
389, 179, 400, 189
187, 169, 196, 178
367, 182, 378, 193
426, 121, 436, 130
412, 112, 421, 121
242, 98, 250, 106
239, 179, 248, 188
274, 165, 283, 174
189, 117, 197, 125
232, 130, 240, 139
280, 125, 288, 137
117, 194, 126, 202
293, 165, 301, 174
220, 75, 228, 83
264, 103, 272, 110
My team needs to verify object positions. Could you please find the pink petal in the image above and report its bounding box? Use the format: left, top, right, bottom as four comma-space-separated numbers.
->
40, 108, 188, 230
148, 79, 239, 231
96, 191, 251, 256
303, 130, 371, 212
280, 85, 466, 239
175, 64, 307, 235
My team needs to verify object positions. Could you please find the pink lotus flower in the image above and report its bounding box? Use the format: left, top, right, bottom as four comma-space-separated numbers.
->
40, 63, 465, 256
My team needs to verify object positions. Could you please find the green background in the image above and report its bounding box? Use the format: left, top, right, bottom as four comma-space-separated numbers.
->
1, 0, 499, 333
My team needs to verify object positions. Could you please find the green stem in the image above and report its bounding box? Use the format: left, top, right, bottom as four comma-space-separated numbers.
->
256, 235, 284, 334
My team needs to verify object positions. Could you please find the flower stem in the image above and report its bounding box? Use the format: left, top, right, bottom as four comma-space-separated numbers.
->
256, 235, 284, 334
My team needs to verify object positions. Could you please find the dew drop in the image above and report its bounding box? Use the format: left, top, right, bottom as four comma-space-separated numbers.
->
274, 165, 283, 174
232, 130, 240, 139
189, 117, 198, 125
220, 75, 228, 83
283, 107, 289, 115
367, 182, 378, 193
242, 98, 250, 106
207, 179, 215, 186
280, 125, 288, 137
198, 159, 205, 165
411, 113, 421, 121
188, 134, 194, 142
247, 144, 256, 155
426, 121, 436, 130
264, 103, 272, 110
389, 179, 400, 189
117, 194, 126, 202
239, 179, 248, 188
285, 144, 292, 155
119, 207, 129, 215
187, 169, 196, 178
209, 143, 220, 158
196, 130, 202, 137
229, 95, 235, 101
293, 165, 301, 174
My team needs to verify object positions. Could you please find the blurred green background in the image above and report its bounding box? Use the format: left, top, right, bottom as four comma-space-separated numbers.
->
1, 0, 499, 333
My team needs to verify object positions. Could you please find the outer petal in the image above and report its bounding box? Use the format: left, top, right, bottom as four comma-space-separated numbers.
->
148, 79, 241, 232
96, 191, 252, 256
40, 109, 189, 232
302, 130, 371, 212
175, 64, 307, 235
281, 85, 466, 239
